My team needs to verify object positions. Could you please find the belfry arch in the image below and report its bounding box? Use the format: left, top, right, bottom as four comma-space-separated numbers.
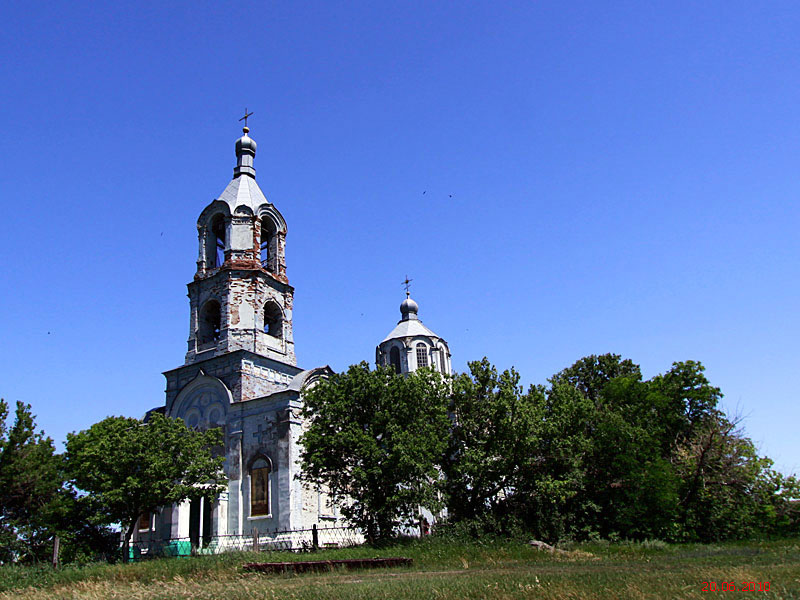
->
197, 300, 222, 347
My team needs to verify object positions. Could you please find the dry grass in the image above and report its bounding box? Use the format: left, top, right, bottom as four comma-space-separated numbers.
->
2, 539, 799, 599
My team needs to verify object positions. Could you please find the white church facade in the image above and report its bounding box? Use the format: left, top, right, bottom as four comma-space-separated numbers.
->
135, 123, 451, 549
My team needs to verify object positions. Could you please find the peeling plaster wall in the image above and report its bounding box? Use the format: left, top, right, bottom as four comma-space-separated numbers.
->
161, 350, 339, 540
184, 269, 296, 366
165, 350, 302, 406
218, 396, 337, 535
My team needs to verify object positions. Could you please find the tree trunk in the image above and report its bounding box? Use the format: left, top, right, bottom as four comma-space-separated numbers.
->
377, 516, 394, 543
681, 429, 716, 510
52, 536, 60, 569
366, 520, 377, 545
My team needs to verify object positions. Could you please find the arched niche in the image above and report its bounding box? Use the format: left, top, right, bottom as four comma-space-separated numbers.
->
437, 343, 450, 373
256, 205, 287, 233
247, 454, 273, 517
170, 371, 233, 427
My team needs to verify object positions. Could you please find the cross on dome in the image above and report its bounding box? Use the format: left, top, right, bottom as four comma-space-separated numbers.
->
239, 108, 254, 132
402, 276, 413, 298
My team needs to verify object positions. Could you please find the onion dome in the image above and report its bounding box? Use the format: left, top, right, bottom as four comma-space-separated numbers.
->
400, 297, 419, 321
236, 127, 257, 155
234, 127, 257, 178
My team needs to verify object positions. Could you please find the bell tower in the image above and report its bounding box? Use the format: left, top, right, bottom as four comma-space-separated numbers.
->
156, 117, 336, 542
184, 124, 296, 367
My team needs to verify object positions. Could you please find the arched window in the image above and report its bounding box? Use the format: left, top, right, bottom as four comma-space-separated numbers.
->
250, 456, 271, 517
260, 217, 278, 272
198, 300, 221, 346
211, 214, 226, 268
263, 301, 283, 338
389, 347, 401, 374
416, 344, 428, 369
439, 346, 447, 372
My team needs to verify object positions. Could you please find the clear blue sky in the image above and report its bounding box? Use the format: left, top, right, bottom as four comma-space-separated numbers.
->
1, 2, 797, 474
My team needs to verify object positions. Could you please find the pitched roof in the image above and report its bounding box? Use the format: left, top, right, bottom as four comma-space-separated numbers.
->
216, 173, 269, 212
381, 318, 440, 343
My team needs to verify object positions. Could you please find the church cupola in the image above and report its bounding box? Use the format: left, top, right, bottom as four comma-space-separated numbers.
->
234, 126, 257, 178
376, 289, 452, 376
399, 297, 419, 320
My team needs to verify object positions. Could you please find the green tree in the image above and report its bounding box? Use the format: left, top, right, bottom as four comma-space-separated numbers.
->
298, 363, 450, 543
443, 358, 542, 530
441, 353, 797, 543
671, 411, 799, 541
584, 375, 681, 539
546, 355, 669, 539
755, 468, 800, 537
547, 356, 798, 541
44, 486, 119, 563
650, 360, 723, 451
549, 353, 641, 405
65, 412, 225, 560
0, 399, 63, 563
514, 382, 594, 541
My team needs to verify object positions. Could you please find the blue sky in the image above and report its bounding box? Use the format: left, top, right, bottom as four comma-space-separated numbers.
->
0, 1, 797, 474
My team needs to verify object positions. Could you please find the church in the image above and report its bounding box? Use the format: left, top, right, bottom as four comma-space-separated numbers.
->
136, 122, 451, 548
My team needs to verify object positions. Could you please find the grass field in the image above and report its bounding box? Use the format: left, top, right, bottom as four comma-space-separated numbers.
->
1, 538, 798, 599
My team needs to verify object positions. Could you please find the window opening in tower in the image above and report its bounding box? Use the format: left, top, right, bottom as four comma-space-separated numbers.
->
260, 218, 277, 273
198, 300, 222, 347
416, 344, 428, 368
264, 302, 283, 338
389, 347, 401, 374
211, 215, 226, 268
260, 224, 270, 270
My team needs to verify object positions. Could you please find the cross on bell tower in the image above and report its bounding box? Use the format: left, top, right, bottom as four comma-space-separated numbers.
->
239, 108, 254, 130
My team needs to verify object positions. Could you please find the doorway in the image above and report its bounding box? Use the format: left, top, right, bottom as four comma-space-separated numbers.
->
188, 497, 214, 548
